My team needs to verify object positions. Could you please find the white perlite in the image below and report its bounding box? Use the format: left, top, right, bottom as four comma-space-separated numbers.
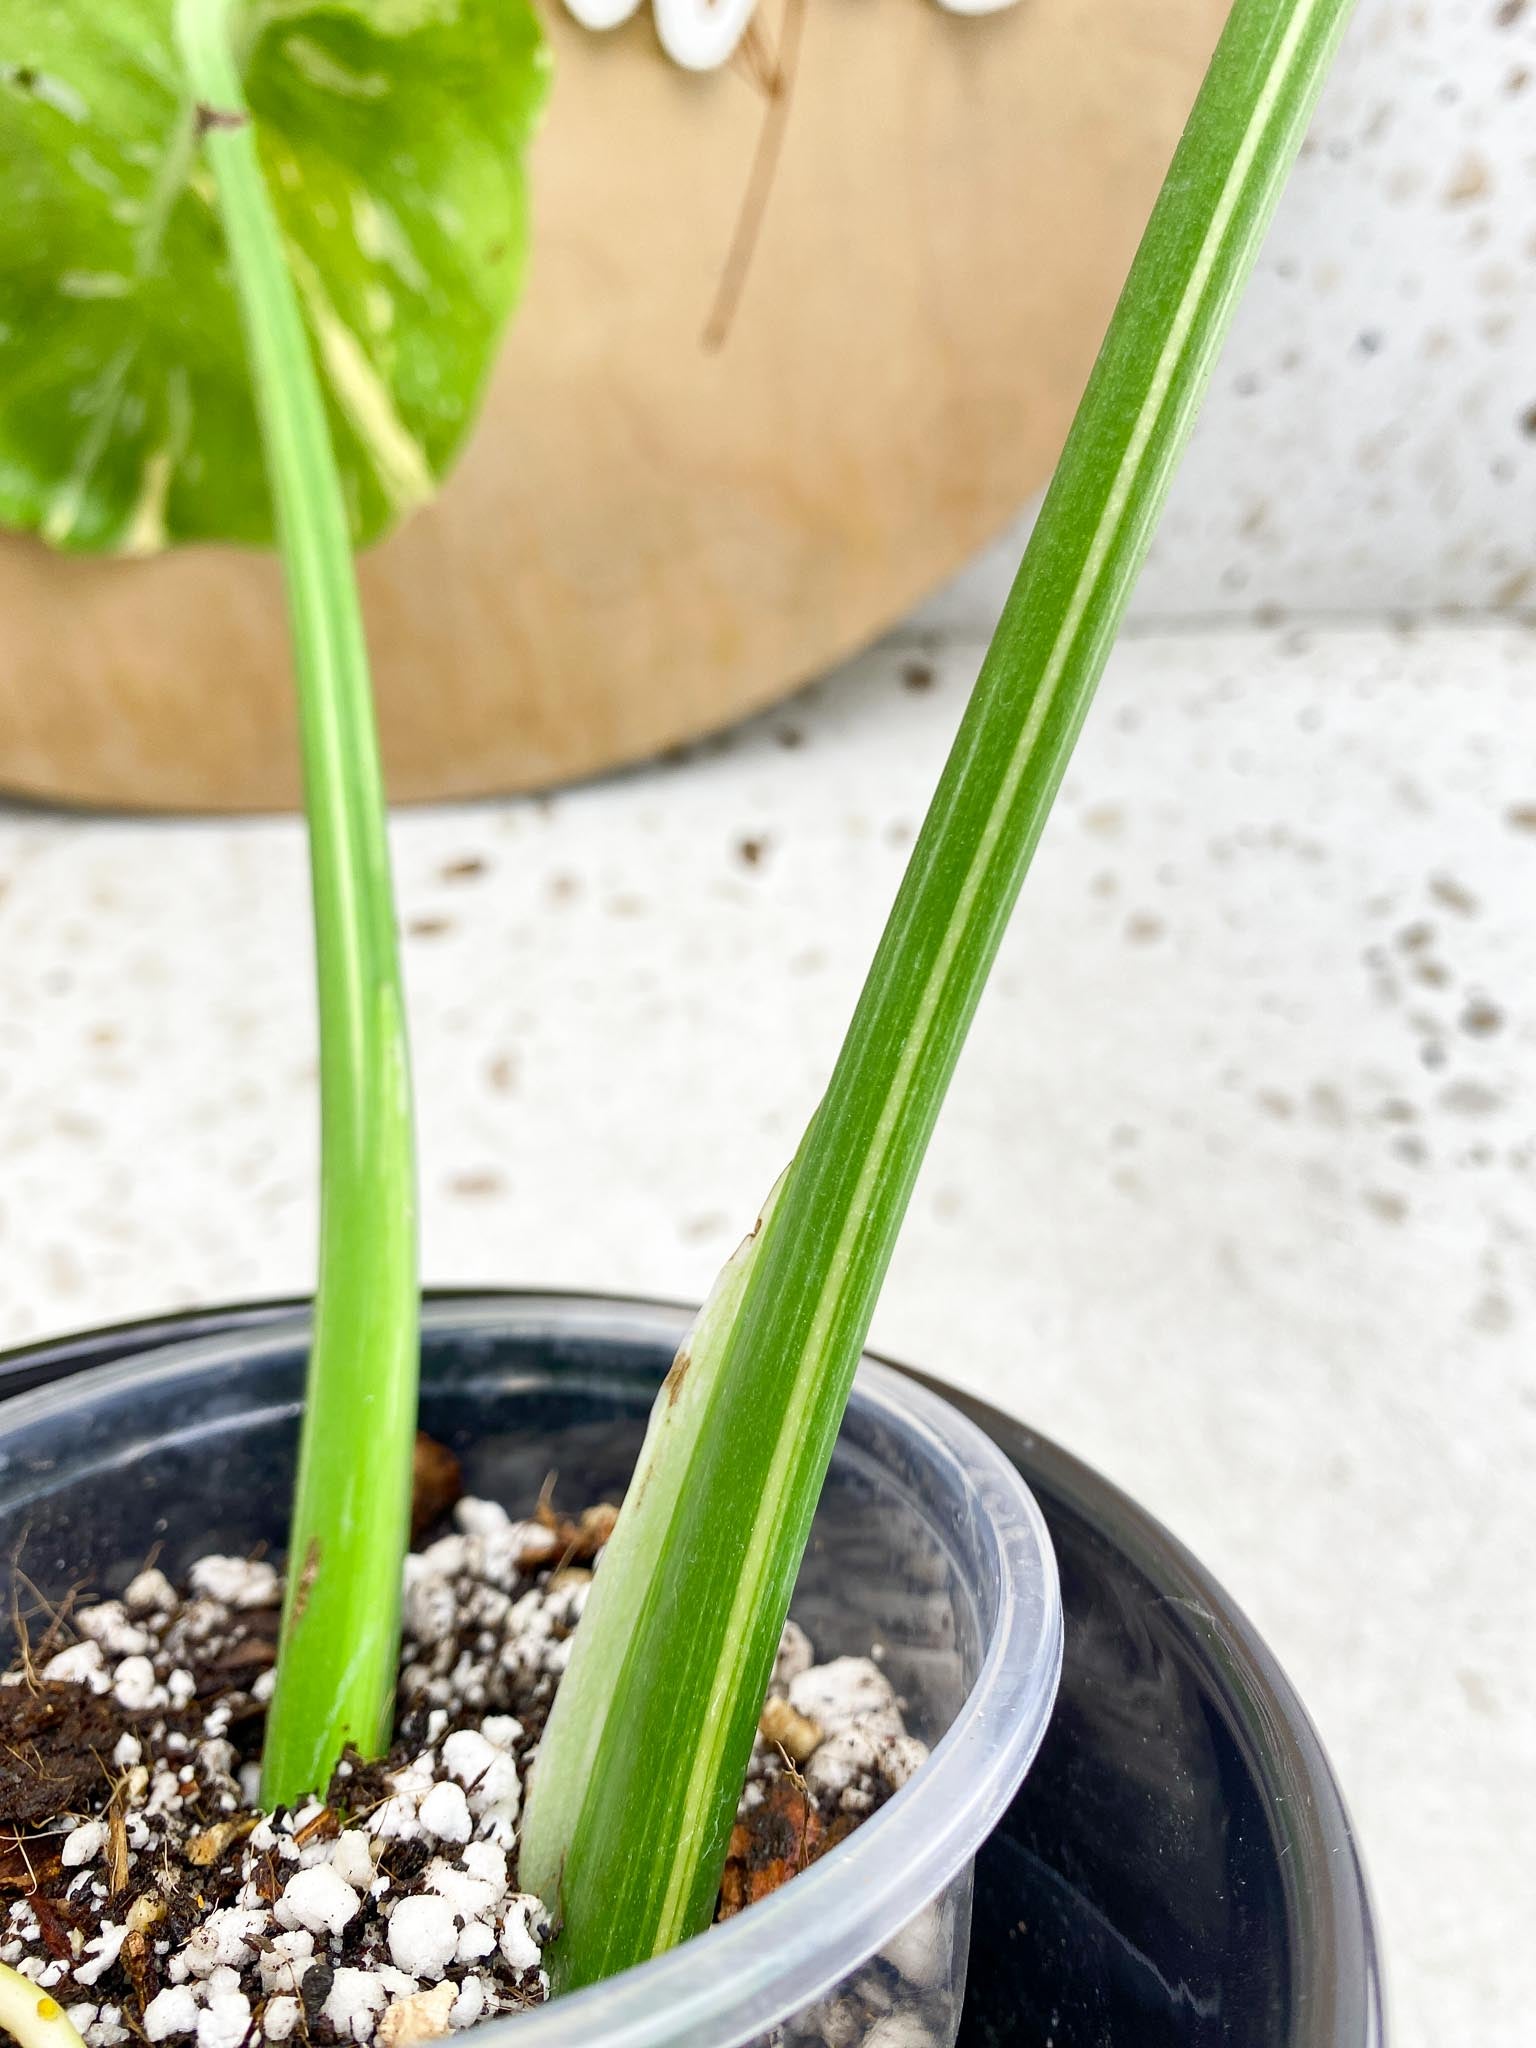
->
417, 1781, 472, 1845
260, 1995, 300, 2043
187, 1557, 281, 1611
41, 1642, 109, 1693
274, 1865, 362, 1936
144, 1988, 201, 2042
61, 1821, 108, 1868
2, 1499, 935, 2044
387, 1896, 459, 1981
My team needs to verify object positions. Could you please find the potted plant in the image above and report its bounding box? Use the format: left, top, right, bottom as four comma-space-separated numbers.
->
0, 1297, 1387, 2048
0, 2, 1367, 2045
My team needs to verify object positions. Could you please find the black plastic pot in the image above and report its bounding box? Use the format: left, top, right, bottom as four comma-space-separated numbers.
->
0, 1294, 1384, 2048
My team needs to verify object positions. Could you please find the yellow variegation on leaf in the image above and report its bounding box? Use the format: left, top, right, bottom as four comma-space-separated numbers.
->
0, 0, 548, 553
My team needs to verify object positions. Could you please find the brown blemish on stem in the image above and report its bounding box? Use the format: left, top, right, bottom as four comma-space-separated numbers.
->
291, 1538, 321, 1626
194, 102, 248, 136
662, 1344, 692, 1407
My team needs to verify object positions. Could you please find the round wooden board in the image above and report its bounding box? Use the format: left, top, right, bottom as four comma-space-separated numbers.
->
0, 0, 1225, 813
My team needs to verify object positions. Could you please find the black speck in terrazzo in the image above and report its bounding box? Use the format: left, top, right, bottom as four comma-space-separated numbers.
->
1460, 997, 1504, 1037
679, 1213, 728, 1244
1082, 804, 1124, 839
485, 1054, 518, 1096
1429, 873, 1480, 917
1471, 1290, 1515, 1334
1441, 1078, 1503, 1118
1445, 151, 1491, 204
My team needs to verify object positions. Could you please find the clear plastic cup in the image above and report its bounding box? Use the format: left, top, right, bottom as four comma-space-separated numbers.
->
0, 1296, 1062, 2048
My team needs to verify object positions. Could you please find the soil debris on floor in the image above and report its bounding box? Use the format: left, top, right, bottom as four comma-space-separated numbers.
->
0, 1480, 929, 2046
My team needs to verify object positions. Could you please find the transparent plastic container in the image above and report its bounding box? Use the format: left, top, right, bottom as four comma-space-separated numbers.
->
0, 1296, 1062, 2048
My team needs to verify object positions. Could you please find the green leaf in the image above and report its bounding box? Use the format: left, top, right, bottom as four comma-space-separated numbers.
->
0, 0, 548, 554
165, 0, 419, 1804
521, 0, 1357, 1992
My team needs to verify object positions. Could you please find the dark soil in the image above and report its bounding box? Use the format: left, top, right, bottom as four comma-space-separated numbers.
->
0, 1445, 919, 2048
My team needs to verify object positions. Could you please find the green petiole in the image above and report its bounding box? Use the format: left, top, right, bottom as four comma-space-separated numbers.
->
173, 0, 419, 1809
523, 0, 1358, 1989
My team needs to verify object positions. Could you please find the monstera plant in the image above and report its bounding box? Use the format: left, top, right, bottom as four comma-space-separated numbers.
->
1, 0, 546, 552
0, 0, 1353, 2020
2, 0, 549, 1824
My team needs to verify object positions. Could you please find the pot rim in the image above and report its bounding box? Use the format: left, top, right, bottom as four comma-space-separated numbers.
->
0, 1293, 1064, 2048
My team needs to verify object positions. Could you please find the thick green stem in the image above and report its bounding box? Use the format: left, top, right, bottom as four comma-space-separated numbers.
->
174, 0, 419, 1808
526, 0, 1357, 1988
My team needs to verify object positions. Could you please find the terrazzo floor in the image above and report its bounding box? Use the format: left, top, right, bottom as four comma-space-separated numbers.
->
1, 619, 1531, 2048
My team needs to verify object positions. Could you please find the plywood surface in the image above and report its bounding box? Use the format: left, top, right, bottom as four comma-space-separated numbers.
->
0, 0, 1226, 811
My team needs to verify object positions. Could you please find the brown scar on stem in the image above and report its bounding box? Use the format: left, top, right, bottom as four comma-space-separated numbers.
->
194, 101, 249, 136
662, 1343, 692, 1407
291, 1537, 321, 1625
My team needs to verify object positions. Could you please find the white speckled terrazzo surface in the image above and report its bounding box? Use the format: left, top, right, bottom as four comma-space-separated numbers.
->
922, 0, 1536, 628
1, 622, 1532, 2047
